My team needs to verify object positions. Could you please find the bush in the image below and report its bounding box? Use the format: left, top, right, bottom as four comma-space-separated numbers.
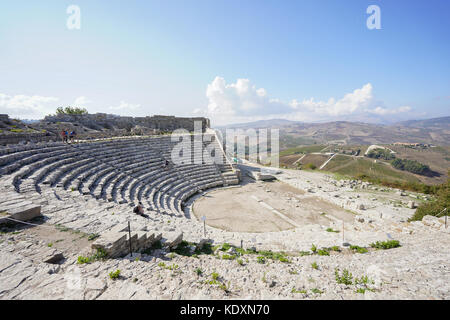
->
391, 158, 430, 176
55, 106, 88, 115
411, 174, 449, 221
367, 148, 395, 160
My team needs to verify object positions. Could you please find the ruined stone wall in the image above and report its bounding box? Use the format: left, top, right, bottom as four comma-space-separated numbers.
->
0, 133, 56, 146
43, 114, 210, 132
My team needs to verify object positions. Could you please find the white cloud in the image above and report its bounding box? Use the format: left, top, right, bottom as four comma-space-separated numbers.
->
73, 96, 92, 106
108, 101, 141, 115
368, 105, 411, 115
0, 93, 59, 119
203, 77, 412, 125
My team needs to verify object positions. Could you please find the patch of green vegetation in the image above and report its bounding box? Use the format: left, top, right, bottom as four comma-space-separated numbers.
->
311, 262, 319, 270
47, 243, 53, 247
291, 288, 307, 294
10, 129, 24, 133
219, 243, 232, 251
370, 240, 401, 250
350, 245, 368, 254
310, 244, 317, 253
77, 248, 108, 264
221, 254, 236, 260
311, 288, 323, 294
330, 246, 341, 252
335, 268, 353, 285
109, 269, 120, 280
326, 228, 340, 233
211, 272, 220, 281
299, 251, 311, 256
392, 158, 430, 176
55, 106, 88, 115
87, 233, 99, 241
317, 248, 330, 256
411, 174, 449, 221
171, 240, 193, 256
195, 268, 203, 276
367, 148, 395, 160
279, 145, 326, 156
257, 256, 266, 264
237, 258, 244, 266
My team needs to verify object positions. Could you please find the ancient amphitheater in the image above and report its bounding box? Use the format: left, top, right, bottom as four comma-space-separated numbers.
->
0, 122, 449, 300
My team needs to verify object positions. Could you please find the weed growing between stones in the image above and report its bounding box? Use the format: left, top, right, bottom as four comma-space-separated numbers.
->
326, 228, 340, 233
109, 269, 121, 280
335, 268, 353, 285
87, 233, 99, 241
350, 245, 368, 254
317, 248, 330, 256
370, 240, 401, 249
257, 256, 266, 264
195, 268, 203, 276
311, 262, 319, 270
311, 288, 323, 294
77, 248, 108, 264
291, 288, 307, 294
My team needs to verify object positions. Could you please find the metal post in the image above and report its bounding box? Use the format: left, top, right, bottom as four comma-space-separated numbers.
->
128, 221, 132, 257
203, 220, 206, 237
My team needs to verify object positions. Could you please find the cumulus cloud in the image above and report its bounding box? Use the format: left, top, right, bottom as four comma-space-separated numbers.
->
203, 77, 413, 125
0, 93, 59, 119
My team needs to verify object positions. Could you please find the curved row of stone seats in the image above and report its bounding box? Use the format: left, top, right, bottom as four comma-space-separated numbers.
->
12, 149, 88, 192
0, 145, 70, 175
0, 134, 239, 218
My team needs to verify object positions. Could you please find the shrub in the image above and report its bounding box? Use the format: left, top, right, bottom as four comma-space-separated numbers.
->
304, 163, 317, 170
55, 106, 88, 115
367, 148, 395, 160
411, 175, 449, 221
391, 158, 430, 176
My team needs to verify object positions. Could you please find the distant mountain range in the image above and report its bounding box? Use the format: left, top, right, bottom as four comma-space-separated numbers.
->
216, 116, 450, 146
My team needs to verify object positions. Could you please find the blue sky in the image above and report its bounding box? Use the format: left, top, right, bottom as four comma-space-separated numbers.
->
0, 0, 449, 125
